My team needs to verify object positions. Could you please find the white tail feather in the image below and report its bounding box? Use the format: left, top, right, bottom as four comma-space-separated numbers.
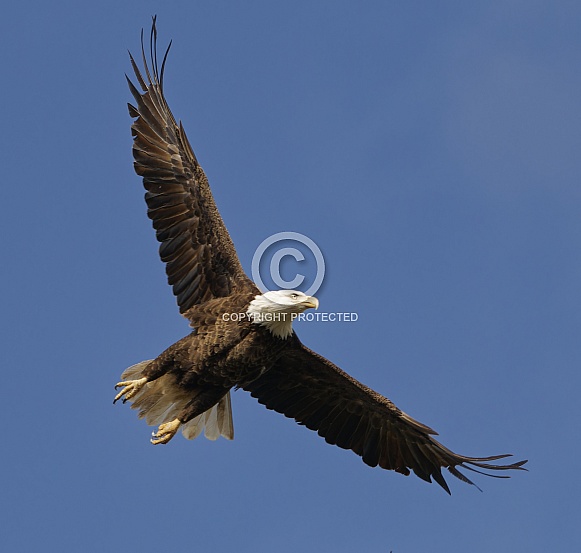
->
217, 393, 234, 440
181, 414, 205, 440
120, 360, 234, 441
204, 402, 220, 440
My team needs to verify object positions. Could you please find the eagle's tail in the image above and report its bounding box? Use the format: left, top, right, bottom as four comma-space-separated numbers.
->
120, 360, 234, 441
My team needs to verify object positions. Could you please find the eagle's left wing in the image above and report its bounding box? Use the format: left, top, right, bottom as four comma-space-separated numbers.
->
127, 18, 257, 315
244, 337, 527, 493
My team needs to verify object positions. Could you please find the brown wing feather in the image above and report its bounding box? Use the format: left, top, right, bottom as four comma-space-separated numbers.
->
245, 337, 527, 493
127, 18, 255, 314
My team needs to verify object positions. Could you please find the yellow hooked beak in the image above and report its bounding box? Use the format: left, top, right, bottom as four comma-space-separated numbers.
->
302, 296, 319, 310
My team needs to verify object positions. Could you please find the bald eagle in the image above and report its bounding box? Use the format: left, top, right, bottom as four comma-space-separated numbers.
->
114, 19, 526, 494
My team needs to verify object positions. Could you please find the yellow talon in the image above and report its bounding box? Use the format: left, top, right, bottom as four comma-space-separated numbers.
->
113, 377, 147, 404
151, 418, 181, 445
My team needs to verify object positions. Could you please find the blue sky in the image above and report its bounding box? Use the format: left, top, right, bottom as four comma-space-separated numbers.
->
2, 1, 580, 551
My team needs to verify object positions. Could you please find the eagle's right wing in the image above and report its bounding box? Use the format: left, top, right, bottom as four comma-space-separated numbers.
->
127, 18, 256, 314
244, 337, 527, 493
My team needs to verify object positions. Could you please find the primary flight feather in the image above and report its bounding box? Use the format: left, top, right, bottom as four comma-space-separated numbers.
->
114, 18, 526, 494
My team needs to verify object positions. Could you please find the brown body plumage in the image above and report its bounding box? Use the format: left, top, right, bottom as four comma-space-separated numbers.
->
114, 18, 526, 494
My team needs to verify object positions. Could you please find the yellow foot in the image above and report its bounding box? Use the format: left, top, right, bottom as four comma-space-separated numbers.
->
113, 377, 147, 404
151, 418, 181, 445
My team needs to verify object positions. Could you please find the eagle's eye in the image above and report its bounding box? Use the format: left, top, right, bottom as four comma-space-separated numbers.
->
290, 293, 299, 300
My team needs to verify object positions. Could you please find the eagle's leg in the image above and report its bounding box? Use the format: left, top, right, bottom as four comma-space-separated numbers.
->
151, 418, 181, 445
114, 358, 171, 404
113, 377, 147, 404
149, 386, 229, 445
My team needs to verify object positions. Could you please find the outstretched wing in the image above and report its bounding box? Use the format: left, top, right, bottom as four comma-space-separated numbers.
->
245, 338, 527, 493
127, 18, 256, 314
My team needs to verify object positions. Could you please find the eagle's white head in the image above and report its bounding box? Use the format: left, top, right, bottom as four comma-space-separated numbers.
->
246, 290, 319, 339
